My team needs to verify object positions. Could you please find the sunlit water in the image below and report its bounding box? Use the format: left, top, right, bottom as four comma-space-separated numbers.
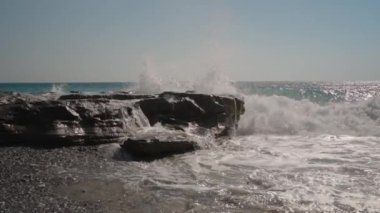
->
1, 80, 380, 212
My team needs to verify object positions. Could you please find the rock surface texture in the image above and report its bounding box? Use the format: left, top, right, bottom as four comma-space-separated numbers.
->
0, 91, 244, 156
122, 138, 198, 159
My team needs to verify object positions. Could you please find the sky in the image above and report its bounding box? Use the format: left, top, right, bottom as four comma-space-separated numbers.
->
0, 0, 379, 82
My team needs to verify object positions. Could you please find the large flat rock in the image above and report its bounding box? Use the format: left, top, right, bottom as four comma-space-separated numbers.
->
0, 91, 244, 148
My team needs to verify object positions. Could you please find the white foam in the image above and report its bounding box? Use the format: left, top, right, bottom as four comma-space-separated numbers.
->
237, 94, 380, 136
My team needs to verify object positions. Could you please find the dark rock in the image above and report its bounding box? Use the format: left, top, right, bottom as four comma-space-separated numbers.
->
137, 92, 245, 134
122, 138, 198, 159
0, 93, 149, 146
59, 93, 154, 101
0, 91, 244, 148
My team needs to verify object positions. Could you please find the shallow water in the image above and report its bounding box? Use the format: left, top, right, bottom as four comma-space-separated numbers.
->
81, 134, 378, 212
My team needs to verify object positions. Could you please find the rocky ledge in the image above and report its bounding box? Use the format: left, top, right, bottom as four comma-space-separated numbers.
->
0, 91, 244, 157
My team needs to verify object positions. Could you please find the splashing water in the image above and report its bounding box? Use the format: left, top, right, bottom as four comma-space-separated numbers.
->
135, 68, 237, 95
237, 94, 380, 136
110, 80, 380, 212
50, 83, 66, 94
135, 58, 163, 94
194, 70, 238, 95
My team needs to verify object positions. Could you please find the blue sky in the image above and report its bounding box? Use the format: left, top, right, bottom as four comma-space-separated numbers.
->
0, 0, 379, 82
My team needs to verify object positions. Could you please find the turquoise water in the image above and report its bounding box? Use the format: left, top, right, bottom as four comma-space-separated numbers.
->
0, 82, 133, 94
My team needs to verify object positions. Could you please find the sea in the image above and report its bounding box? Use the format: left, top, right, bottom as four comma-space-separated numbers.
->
1, 81, 380, 212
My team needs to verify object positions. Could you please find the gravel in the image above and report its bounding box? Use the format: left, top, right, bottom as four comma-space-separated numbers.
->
0, 144, 130, 213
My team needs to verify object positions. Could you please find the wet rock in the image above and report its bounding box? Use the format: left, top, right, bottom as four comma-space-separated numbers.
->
120, 125, 207, 159
122, 138, 198, 159
138, 92, 245, 133
59, 92, 154, 101
0, 93, 148, 146
0, 91, 244, 147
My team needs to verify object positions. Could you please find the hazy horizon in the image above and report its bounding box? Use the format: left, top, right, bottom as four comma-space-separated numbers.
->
5, 79, 380, 83
1, 0, 379, 82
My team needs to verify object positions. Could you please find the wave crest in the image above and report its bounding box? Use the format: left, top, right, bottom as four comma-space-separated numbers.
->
237, 95, 380, 136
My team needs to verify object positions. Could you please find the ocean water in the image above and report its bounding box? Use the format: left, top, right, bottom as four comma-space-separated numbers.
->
0, 82, 132, 94
2, 81, 380, 212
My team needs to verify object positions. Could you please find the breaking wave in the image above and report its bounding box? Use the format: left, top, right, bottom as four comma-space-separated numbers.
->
237, 94, 380, 136
132, 69, 380, 137
132, 70, 380, 137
